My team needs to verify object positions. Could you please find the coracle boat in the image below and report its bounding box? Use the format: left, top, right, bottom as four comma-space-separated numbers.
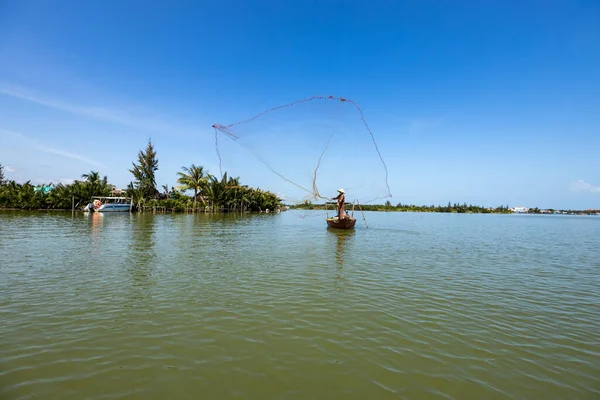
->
326, 199, 367, 230
326, 216, 357, 230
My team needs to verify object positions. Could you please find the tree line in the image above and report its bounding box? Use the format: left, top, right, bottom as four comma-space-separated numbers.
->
293, 200, 599, 214
292, 200, 513, 213
0, 139, 282, 212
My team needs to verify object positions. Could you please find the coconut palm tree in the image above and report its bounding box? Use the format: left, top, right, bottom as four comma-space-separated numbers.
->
203, 173, 227, 211
176, 164, 206, 201
162, 184, 170, 199
78, 170, 113, 204
0, 180, 19, 208
81, 171, 100, 184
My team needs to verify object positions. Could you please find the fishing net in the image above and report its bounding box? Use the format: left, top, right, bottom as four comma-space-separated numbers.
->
212, 95, 392, 208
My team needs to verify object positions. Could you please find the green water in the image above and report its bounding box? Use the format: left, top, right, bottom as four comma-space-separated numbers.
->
1, 210, 599, 399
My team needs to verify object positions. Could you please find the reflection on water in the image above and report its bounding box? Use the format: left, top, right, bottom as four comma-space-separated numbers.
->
1, 211, 599, 400
84, 211, 159, 303
88, 212, 104, 257
327, 228, 356, 290
328, 228, 355, 266
128, 213, 157, 303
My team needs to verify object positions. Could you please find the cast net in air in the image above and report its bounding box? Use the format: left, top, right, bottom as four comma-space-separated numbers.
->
212, 95, 392, 214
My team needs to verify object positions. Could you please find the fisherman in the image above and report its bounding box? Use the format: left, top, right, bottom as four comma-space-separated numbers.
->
332, 188, 346, 219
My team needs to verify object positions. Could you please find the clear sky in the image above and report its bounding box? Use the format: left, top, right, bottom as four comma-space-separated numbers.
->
1, 0, 599, 209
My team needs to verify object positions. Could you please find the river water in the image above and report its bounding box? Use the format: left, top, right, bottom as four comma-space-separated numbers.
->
1, 210, 599, 399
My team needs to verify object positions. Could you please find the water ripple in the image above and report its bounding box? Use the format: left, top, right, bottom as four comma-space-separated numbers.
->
1, 211, 599, 399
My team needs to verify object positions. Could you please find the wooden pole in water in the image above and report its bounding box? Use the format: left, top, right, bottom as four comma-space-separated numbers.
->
356, 199, 368, 228
72, 196, 74, 212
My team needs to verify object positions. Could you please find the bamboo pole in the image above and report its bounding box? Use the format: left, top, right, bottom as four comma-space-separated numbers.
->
356, 199, 368, 228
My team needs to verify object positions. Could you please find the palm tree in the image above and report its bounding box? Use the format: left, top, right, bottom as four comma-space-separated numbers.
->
176, 164, 206, 200
81, 171, 100, 184
79, 170, 113, 201
0, 180, 19, 208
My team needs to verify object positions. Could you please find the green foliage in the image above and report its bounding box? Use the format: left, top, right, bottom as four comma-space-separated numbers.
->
293, 201, 515, 214
193, 171, 281, 212
0, 141, 282, 213
176, 164, 206, 200
78, 171, 114, 200
0, 171, 113, 210
129, 139, 158, 200
0, 170, 282, 212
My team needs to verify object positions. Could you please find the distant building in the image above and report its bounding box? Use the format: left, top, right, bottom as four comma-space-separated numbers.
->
111, 188, 127, 196
510, 206, 529, 213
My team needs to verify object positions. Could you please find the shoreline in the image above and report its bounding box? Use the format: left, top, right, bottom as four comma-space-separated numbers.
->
2, 207, 597, 216
0, 207, 282, 214
288, 206, 599, 215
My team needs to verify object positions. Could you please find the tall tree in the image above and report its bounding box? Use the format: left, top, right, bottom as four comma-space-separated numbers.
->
78, 170, 113, 199
0, 163, 6, 186
81, 171, 100, 184
129, 139, 159, 199
176, 164, 206, 200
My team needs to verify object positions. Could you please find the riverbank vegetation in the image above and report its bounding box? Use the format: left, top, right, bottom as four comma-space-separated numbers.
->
292, 200, 512, 214
291, 200, 599, 215
0, 140, 282, 212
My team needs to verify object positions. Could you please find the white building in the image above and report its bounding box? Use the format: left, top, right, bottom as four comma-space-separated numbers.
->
510, 206, 529, 213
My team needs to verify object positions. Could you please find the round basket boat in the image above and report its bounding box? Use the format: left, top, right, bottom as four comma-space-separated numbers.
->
326, 216, 357, 230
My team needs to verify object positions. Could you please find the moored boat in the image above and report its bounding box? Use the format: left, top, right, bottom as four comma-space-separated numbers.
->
84, 196, 133, 212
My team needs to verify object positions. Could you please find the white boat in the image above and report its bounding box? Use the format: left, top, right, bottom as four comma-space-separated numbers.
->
84, 196, 133, 212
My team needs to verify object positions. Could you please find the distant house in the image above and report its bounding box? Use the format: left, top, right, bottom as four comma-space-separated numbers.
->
510, 206, 529, 213
111, 188, 127, 196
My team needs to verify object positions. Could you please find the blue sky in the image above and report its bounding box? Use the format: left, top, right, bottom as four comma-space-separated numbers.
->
1, 0, 599, 209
